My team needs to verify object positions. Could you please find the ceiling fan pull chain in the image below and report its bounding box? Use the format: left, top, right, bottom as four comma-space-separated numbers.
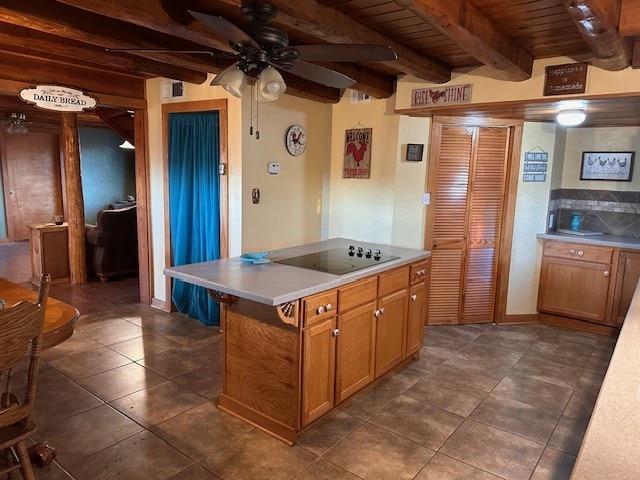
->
256, 83, 260, 140
250, 80, 254, 136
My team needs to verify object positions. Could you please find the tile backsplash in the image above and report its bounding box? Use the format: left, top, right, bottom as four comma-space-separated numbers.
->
548, 189, 640, 237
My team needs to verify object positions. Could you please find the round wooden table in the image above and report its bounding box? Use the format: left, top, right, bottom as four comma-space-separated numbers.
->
0, 278, 79, 349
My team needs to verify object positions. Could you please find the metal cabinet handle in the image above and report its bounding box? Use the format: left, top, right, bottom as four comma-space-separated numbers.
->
578, 250, 584, 257
569, 249, 575, 255
332, 328, 339, 337
604, 270, 610, 277
411, 294, 417, 301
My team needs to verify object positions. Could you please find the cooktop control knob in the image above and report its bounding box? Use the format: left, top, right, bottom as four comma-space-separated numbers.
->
365, 248, 372, 258
348, 245, 355, 256
357, 247, 363, 257
374, 248, 381, 260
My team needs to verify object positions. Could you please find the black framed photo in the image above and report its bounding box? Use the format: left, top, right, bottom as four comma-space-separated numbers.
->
406, 143, 424, 162
580, 151, 634, 181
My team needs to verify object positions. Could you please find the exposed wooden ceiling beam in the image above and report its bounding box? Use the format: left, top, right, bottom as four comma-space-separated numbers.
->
55, 0, 397, 98
0, 1, 219, 80
619, 0, 640, 36
0, 23, 207, 85
562, 0, 630, 71
217, 0, 451, 84
391, 0, 533, 81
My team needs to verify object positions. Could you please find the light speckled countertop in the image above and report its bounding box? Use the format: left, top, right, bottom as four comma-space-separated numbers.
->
164, 238, 430, 306
571, 279, 640, 479
537, 232, 640, 250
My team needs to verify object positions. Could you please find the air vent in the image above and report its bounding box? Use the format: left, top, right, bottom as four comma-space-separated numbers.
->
350, 90, 371, 104
160, 80, 185, 99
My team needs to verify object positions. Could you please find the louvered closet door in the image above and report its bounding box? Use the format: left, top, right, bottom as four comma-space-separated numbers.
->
462, 127, 509, 323
428, 126, 472, 325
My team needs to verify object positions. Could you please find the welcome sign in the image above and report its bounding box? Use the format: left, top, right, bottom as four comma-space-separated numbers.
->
19, 85, 97, 112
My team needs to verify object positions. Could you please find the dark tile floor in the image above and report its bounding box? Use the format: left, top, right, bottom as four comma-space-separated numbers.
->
26, 306, 615, 480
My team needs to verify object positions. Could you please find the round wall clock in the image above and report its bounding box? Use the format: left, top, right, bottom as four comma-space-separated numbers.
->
285, 124, 307, 156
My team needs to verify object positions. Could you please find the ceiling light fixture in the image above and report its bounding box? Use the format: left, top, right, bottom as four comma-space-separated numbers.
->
5, 112, 29, 134
211, 63, 249, 98
556, 109, 586, 127
119, 140, 135, 149
257, 66, 286, 101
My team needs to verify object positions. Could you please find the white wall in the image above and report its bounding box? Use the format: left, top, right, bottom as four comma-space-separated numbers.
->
241, 93, 328, 252
561, 126, 640, 190
327, 95, 405, 245
507, 122, 557, 315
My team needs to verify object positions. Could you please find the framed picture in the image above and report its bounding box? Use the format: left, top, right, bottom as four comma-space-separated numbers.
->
406, 143, 424, 161
580, 151, 634, 181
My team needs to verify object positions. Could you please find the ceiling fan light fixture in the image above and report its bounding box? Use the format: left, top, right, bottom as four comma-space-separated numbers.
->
5, 112, 29, 134
258, 66, 286, 101
211, 63, 247, 98
556, 109, 586, 127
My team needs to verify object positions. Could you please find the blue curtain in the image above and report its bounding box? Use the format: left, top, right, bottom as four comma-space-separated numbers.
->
168, 112, 220, 326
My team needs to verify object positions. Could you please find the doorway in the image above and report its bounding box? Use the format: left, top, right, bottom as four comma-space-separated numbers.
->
424, 117, 522, 325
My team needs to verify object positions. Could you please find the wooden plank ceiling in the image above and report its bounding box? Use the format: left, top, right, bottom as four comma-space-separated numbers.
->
0, 0, 639, 129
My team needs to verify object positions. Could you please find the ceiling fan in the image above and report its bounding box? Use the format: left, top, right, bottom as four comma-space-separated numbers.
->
190, 1, 397, 92
1, 113, 31, 134
110, 2, 397, 98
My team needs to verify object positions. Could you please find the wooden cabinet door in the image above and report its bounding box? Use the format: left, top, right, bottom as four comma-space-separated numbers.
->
538, 257, 611, 323
610, 251, 640, 326
301, 317, 336, 427
374, 289, 408, 378
406, 282, 426, 356
335, 301, 376, 404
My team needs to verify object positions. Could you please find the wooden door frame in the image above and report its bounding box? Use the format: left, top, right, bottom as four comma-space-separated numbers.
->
161, 99, 229, 309
424, 116, 523, 324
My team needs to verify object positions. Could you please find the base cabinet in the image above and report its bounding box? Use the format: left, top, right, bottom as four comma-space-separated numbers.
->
374, 289, 407, 378
538, 240, 640, 328
302, 318, 336, 426
406, 282, 426, 356
610, 251, 640, 326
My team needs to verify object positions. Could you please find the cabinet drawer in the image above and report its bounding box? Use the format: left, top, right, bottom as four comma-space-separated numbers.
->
339, 277, 377, 312
303, 290, 337, 327
378, 267, 409, 297
410, 260, 430, 284
544, 241, 613, 264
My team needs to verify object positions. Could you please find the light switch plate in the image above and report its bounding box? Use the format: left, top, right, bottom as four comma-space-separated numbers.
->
268, 162, 280, 174
422, 192, 431, 205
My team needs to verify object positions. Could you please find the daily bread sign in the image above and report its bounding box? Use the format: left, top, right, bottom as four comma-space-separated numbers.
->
19, 85, 97, 112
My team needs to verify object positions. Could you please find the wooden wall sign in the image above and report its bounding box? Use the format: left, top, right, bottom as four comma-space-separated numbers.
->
19, 85, 97, 112
543, 63, 588, 96
343, 128, 372, 179
411, 84, 472, 107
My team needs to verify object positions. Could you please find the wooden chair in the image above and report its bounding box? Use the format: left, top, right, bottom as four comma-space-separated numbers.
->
0, 274, 50, 480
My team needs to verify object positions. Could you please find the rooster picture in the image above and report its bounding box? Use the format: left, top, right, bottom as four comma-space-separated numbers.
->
346, 141, 367, 166
343, 127, 372, 179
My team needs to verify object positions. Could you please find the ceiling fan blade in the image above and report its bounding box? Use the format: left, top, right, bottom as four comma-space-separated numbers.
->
280, 61, 356, 89
294, 44, 397, 62
105, 48, 236, 59
188, 10, 261, 51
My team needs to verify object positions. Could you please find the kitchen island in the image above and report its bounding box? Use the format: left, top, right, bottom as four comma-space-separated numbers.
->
165, 238, 431, 444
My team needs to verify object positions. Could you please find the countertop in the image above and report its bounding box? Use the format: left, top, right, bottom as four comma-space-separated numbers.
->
164, 238, 430, 306
571, 279, 640, 479
537, 232, 640, 250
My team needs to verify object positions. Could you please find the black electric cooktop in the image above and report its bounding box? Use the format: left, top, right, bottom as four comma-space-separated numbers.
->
275, 246, 399, 275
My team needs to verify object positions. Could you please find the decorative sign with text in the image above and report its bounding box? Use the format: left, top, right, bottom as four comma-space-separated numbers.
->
523, 150, 548, 182
543, 63, 588, 96
411, 84, 472, 107
343, 128, 372, 179
19, 85, 97, 112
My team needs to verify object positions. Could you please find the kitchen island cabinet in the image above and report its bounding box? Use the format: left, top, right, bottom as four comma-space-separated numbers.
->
164, 238, 430, 445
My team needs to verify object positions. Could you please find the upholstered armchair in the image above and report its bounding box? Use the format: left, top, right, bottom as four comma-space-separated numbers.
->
85, 206, 138, 281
